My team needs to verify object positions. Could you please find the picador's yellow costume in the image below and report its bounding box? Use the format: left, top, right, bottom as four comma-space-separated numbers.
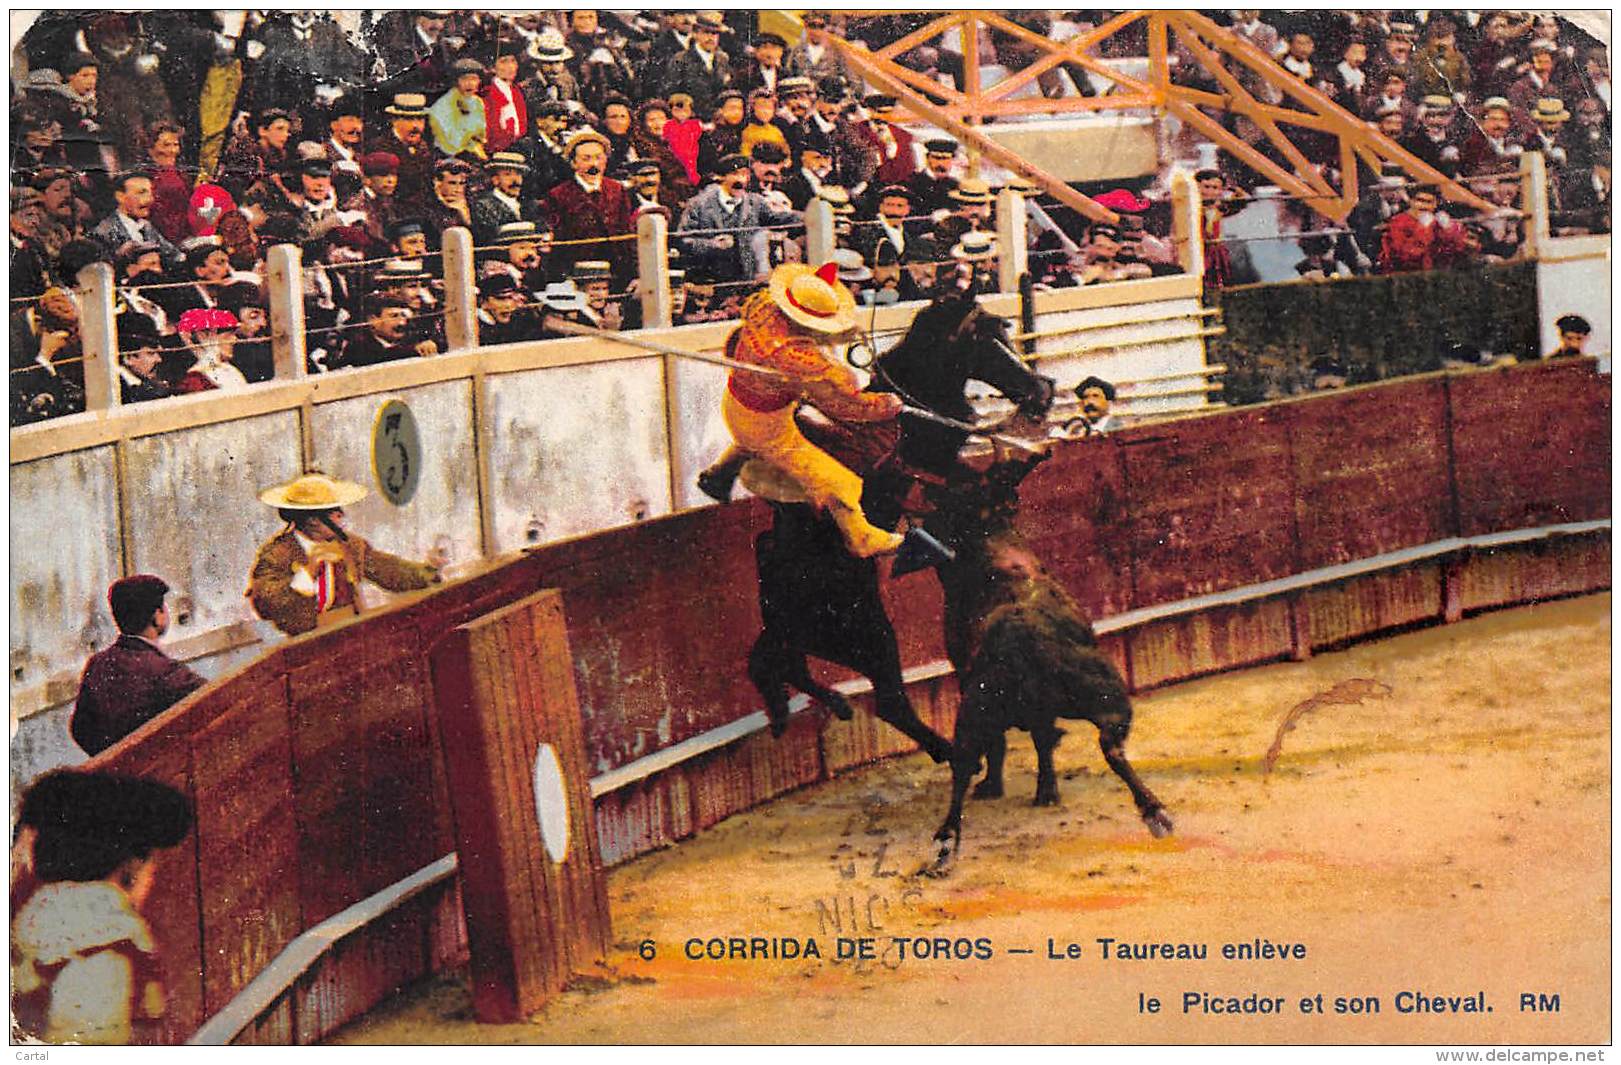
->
718, 262, 952, 573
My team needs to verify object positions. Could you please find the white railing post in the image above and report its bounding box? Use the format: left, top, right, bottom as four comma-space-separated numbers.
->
266, 243, 307, 379
1520, 150, 1550, 260
804, 198, 837, 266
442, 226, 478, 351
1170, 168, 1205, 280
75, 262, 120, 411
637, 211, 672, 330
996, 187, 1028, 293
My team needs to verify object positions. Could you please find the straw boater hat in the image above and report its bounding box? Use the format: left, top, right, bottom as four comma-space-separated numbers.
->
486, 150, 530, 173
563, 128, 611, 158
951, 177, 993, 205
1532, 97, 1571, 124
530, 28, 573, 63
767, 261, 857, 334
496, 220, 543, 244
259, 472, 368, 511
816, 185, 855, 215
832, 247, 871, 283
538, 280, 589, 312
951, 230, 997, 262
384, 93, 430, 118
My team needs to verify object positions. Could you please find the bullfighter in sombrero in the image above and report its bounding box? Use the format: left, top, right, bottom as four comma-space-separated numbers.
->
703, 260, 953, 575
248, 471, 446, 636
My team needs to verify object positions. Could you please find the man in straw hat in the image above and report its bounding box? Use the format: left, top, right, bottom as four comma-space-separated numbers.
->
470, 151, 535, 244
695, 261, 953, 575
543, 127, 634, 278
249, 472, 446, 636
365, 92, 436, 215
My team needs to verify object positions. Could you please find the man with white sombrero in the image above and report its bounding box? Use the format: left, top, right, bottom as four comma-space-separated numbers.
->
697, 261, 953, 575
249, 472, 446, 636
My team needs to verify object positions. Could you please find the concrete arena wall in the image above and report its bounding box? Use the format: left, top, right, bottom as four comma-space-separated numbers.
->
1536, 233, 1611, 372
8, 275, 1209, 777
74, 357, 1609, 1045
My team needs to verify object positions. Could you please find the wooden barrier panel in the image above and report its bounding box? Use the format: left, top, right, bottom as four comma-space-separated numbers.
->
1115, 406, 1299, 606
1448, 361, 1611, 536
93, 732, 205, 1045
1287, 379, 1456, 568
429, 589, 611, 1023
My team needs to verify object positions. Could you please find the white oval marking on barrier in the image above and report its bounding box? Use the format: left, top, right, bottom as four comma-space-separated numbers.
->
532, 743, 571, 863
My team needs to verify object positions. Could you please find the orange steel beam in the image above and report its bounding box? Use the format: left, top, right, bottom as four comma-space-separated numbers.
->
961, 12, 980, 122
828, 11, 1494, 223
1166, 21, 1335, 201
1166, 10, 1493, 215
872, 12, 965, 62
828, 33, 1119, 225
975, 10, 1153, 104
977, 10, 1159, 99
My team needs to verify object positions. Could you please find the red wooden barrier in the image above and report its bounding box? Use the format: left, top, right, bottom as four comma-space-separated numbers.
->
72, 360, 1609, 1045
1448, 360, 1611, 535
1287, 380, 1456, 568
429, 589, 611, 1023
1114, 406, 1300, 606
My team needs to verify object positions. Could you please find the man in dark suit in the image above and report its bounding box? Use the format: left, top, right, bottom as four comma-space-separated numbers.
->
662, 15, 731, 115
906, 138, 962, 216
90, 171, 182, 268
71, 575, 206, 756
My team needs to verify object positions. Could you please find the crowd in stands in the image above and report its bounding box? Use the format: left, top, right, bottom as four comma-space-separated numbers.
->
1184, 10, 1609, 287
7, 10, 1610, 425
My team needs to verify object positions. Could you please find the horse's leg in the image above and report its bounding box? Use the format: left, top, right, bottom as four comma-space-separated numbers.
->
971, 731, 1006, 799
697, 446, 747, 503
1098, 721, 1173, 838
873, 678, 953, 763
778, 657, 854, 723
747, 633, 802, 738
1032, 724, 1064, 806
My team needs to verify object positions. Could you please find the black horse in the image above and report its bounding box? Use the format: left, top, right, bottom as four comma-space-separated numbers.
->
739, 295, 1055, 760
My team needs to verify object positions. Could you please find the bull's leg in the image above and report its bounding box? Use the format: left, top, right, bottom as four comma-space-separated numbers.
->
971, 731, 1006, 799
1098, 722, 1173, 838
1032, 724, 1064, 806
933, 744, 981, 856
874, 681, 953, 763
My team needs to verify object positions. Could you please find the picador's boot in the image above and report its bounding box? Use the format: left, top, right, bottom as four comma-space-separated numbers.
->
697, 466, 738, 504
890, 527, 955, 578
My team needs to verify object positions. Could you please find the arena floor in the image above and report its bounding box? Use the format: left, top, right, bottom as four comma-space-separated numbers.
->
336, 594, 1611, 1045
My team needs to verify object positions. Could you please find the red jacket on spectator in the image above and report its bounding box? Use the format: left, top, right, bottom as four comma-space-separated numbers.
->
482, 77, 529, 154
1378, 210, 1474, 273
149, 165, 193, 245
544, 175, 636, 278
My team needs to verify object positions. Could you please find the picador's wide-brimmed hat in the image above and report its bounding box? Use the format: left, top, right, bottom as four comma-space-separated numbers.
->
260, 472, 368, 511
767, 261, 857, 334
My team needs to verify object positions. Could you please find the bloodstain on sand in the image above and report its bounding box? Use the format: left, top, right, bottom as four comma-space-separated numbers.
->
335, 594, 1610, 1045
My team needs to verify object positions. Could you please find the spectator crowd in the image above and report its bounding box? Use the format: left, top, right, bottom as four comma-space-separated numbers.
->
7, 10, 1609, 425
